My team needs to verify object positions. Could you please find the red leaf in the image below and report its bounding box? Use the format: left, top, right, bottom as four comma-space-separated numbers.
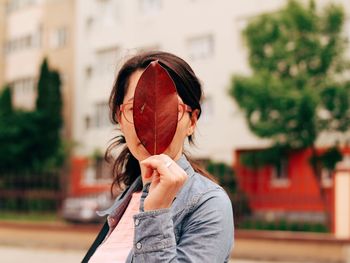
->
133, 61, 178, 155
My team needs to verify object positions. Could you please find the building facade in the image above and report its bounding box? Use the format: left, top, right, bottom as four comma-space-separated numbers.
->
74, 0, 288, 163
74, 0, 350, 164
0, 0, 6, 86
1, 0, 75, 139
1, 0, 349, 164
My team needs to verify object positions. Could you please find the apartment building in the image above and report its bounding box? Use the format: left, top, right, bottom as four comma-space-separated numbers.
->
75, 0, 350, 163
0, 0, 6, 86
1, 0, 349, 164
1, 0, 75, 138
75, 0, 337, 163
42, 0, 75, 139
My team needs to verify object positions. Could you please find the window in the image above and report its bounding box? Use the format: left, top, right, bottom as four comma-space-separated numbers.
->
321, 168, 333, 188
95, 157, 112, 181
12, 77, 35, 96
271, 158, 290, 187
4, 33, 36, 55
23, 35, 32, 48
139, 0, 161, 16
85, 66, 93, 79
95, 47, 119, 75
345, 18, 350, 43
85, 16, 94, 31
137, 44, 161, 53
94, 102, 110, 128
83, 156, 112, 184
201, 95, 214, 123
11, 77, 36, 110
6, 0, 38, 14
85, 116, 91, 129
187, 35, 214, 60
51, 27, 68, 49
34, 24, 43, 48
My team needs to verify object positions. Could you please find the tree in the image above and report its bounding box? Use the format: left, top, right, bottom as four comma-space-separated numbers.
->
230, 0, 350, 227
36, 59, 62, 128
231, 0, 350, 167
0, 86, 13, 116
0, 58, 64, 172
0, 86, 16, 170
35, 58, 64, 171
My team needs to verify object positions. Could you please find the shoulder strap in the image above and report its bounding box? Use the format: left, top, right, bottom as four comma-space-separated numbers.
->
81, 178, 142, 262
81, 221, 109, 263
81, 187, 135, 262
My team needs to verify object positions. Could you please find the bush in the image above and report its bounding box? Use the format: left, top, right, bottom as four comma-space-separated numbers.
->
206, 161, 251, 224
238, 218, 329, 233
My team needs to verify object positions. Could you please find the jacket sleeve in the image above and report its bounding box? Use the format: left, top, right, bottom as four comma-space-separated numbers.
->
132, 189, 234, 263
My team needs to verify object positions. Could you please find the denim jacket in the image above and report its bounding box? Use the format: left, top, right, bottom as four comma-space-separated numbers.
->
83, 155, 234, 263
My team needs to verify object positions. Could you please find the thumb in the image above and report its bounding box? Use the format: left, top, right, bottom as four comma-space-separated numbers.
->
140, 160, 155, 184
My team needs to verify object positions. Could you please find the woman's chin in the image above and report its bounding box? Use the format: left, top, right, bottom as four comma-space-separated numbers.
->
135, 144, 151, 160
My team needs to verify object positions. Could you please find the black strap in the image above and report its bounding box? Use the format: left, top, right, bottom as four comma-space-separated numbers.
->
81, 179, 143, 262
81, 221, 109, 263
81, 189, 134, 262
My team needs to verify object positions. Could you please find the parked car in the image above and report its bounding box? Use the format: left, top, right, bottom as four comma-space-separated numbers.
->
62, 192, 114, 223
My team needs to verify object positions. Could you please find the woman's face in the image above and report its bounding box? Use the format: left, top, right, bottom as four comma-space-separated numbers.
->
119, 69, 197, 162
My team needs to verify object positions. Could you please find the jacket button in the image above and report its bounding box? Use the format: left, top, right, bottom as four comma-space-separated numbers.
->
136, 242, 142, 250
135, 219, 140, 226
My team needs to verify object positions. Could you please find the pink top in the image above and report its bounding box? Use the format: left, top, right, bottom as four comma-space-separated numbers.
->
89, 192, 142, 263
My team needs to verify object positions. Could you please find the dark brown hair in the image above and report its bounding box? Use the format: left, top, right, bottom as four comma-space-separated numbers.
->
106, 51, 215, 194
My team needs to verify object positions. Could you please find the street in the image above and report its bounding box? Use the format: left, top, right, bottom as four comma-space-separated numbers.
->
0, 222, 325, 262
0, 246, 312, 263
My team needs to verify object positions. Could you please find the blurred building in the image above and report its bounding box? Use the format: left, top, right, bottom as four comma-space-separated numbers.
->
74, 0, 350, 164
0, 0, 75, 139
0, 0, 6, 86
0, 0, 349, 164
73, 0, 289, 163
236, 147, 335, 223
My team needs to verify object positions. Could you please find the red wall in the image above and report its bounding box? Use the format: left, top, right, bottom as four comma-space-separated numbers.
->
235, 148, 333, 213
69, 157, 110, 197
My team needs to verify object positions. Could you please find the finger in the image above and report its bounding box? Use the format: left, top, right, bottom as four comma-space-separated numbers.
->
149, 171, 160, 192
141, 158, 172, 177
141, 154, 174, 170
142, 165, 154, 179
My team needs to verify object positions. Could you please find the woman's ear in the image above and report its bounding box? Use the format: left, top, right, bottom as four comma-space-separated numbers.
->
188, 109, 199, 136
116, 112, 124, 133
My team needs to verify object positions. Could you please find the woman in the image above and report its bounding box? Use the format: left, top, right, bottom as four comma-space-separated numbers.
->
83, 51, 234, 262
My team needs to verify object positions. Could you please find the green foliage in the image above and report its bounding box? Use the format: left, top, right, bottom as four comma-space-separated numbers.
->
35, 59, 63, 170
239, 146, 288, 168
0, 212, 58, 221
207, 161, 237, 192
0, 58, 64, 173
231, 0, 350, 155
238, 218, 328, 233
36, 59, 62, 130
206, 161, 251, 220
0, 110, 44, 171
310, 146, 343, 173
320, 147, 343, 170
91, 148, 104, 162
0, 86, 13, 116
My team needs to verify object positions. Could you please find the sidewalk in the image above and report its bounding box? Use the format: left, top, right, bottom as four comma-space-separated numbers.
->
1, 220, 350, 262
0, 220, 98, 250
1, 246, 279, 263
234, 230, 350, 262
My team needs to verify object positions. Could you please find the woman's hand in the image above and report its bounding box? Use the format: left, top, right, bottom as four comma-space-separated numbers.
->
140, 154, 188, 211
